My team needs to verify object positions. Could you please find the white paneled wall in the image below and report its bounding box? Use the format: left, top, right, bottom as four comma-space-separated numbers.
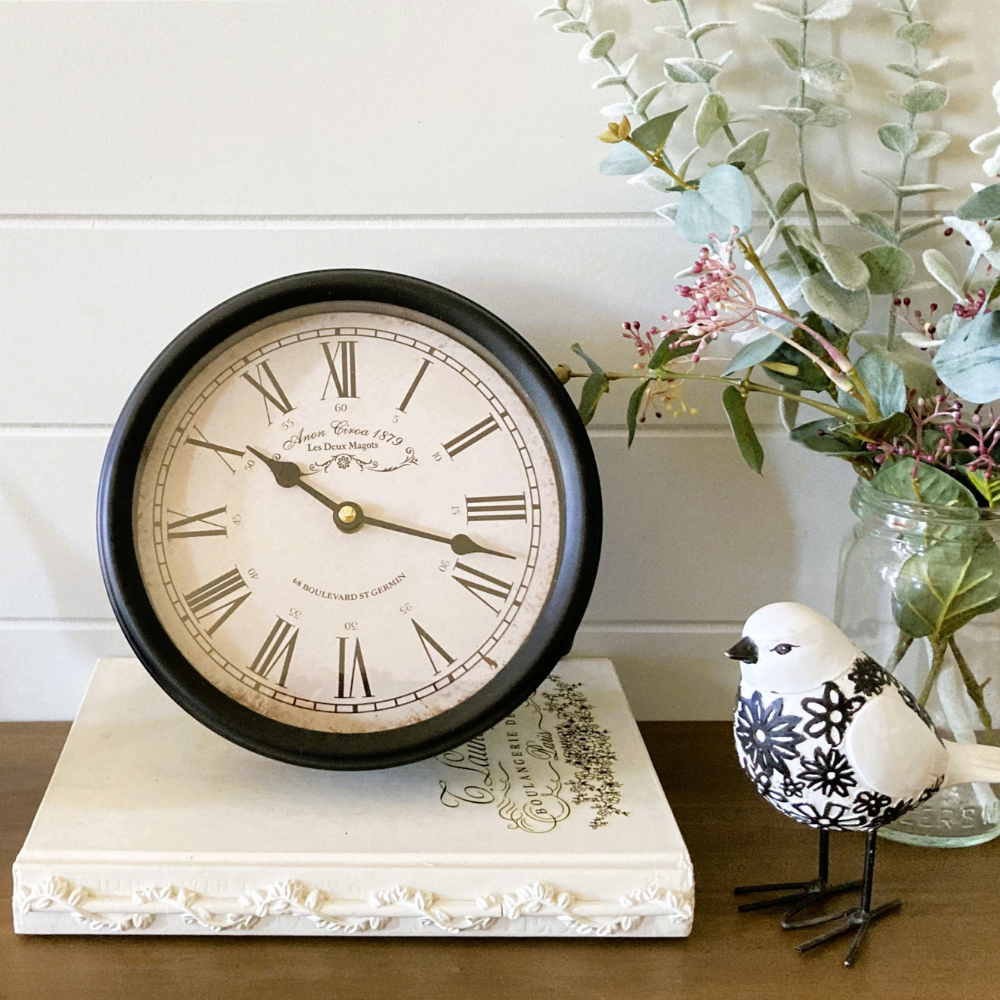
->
0, 1, 989, 720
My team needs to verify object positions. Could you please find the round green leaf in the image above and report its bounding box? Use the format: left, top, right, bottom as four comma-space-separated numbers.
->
872, 457, 978, 508
878, 123, 918, 156
956, 184, 1000, 222
900, 81, 949, 114
674, 164, 753, 243
932, 311, 1000, 403
801, 272, 870, 331
860, 246, 914, 295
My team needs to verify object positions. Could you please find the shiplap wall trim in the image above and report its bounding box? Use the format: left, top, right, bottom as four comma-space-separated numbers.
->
0, 0, 991, 721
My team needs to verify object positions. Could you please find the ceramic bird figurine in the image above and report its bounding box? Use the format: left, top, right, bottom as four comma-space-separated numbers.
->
726, 601, 1000, 967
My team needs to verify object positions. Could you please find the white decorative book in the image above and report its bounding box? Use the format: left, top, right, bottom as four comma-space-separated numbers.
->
13, 658, 693, 937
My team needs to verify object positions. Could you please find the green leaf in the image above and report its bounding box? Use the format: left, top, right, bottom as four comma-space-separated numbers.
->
878, 123, 918, 156
801, 272, 871, 332
767, 36, 800, 70
854, 333, 939, 398
580, 30, 616, 61
688, 21, 737, 41
634, 83, 669, 116
838, 350, 906, 418
761, 105, 816, 126
674, 163, 753, 243
648, 336, 697, 369
790, 418, 868, 455
872, 457, 978, 508
852, 411, 912, 443
722, 386, 764, 474
893, 537, 1000, 641
922, 248, 964, 300
898, 216, 944, 242
554, 19, 589, 32
911, 130, 951, 160
626, 380, 647, 447
599, 143, 652, 176
896, 20, 933, 46
807, 0, 853, 20
630, 106, 689, 152
806, 100, 850, 128
721, 333, 782, 376
887, 62, 920, 80
855, 211, 897, 245
726, 129, 770, 172
750, 254, 804, 311
752, 1, 803, 22
664, 57, 721, 85
776, 181, 808, 217
801, 57, 853, 95
694, 93, 729, 147
860, 246, 914, 295
571, 342, 604, 375
900, 80, 949, 114
813, 242, 870, 291
761, 335, 832, 392
932, 311, 1000, 403
577, 371, 609, 425
956, 184, 1000, 222
896, 183, 950, 197
963, 468, 1000, 508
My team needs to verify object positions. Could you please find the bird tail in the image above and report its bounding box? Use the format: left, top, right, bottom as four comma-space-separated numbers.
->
944, 740, 1000, 787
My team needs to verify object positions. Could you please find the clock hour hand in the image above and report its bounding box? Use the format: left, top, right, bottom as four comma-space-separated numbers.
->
246, 446, 341, 513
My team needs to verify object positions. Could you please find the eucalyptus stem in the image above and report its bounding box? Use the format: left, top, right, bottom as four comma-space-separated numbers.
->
919, 639, 949, 707
886, 0, 923, 348
885, 631, 914, 674
796, 0, 822, 239
949, 637, 994, 732
673, 0, 811, 276
560, 368, 857, 421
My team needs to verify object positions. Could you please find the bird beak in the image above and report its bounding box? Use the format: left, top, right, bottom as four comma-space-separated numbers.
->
726, 636, 758, 664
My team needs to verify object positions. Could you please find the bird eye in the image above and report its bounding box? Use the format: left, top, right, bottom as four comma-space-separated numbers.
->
772, 643, 796, 655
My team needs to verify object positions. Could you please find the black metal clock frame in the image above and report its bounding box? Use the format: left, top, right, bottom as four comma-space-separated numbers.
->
98, 269, 602, 769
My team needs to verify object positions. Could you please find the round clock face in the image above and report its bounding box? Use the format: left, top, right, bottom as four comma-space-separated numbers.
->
100, 271, 600, 768
134, 308, 561, 733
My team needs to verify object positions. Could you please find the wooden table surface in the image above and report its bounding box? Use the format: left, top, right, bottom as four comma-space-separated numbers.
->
2, 721, 996, 999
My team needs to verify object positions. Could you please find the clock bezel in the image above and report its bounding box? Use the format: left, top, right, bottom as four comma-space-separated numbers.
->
98, 269, 602, 770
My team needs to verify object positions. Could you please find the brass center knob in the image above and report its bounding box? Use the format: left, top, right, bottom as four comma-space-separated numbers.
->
338, 504, 358, 524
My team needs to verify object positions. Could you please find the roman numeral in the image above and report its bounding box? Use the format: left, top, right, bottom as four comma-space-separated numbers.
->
185, 428, 245, 473
166, 505, 228, 539
249, 617, 299, 686
241, 360, 294, 423
412, 620, 454, 675
337, 637, 372, 699
183, 568, 251, 635
452, 561, 513, 614
321, 340, 358, 399
398, 358, 431, 412
442, 415, 500, 458
465, 494, 527, 523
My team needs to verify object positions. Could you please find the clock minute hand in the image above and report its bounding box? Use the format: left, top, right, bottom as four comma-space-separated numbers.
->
361, 514, 514, 560
246, 446, 341, 513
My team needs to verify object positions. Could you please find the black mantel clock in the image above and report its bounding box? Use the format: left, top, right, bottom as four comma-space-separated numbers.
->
98, 270, 602, 770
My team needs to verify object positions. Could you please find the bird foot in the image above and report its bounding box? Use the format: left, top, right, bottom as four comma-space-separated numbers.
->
734, 877, 861, 919
796, 899, 903, 968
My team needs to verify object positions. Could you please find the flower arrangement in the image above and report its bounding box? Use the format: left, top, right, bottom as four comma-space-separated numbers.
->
536, 0, 1000, 736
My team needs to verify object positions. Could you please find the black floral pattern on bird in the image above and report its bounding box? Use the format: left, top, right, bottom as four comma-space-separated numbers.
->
735, 691, 806, 778
800, 681, 865, 746
847, 656, 890, 698
799, 746, 858, 798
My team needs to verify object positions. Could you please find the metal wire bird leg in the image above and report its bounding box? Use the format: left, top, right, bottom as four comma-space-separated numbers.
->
795, 828, 903, 968
734, 829, 861, 921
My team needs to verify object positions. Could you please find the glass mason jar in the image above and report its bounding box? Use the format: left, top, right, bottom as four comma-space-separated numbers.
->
835, 476, 1000, 848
